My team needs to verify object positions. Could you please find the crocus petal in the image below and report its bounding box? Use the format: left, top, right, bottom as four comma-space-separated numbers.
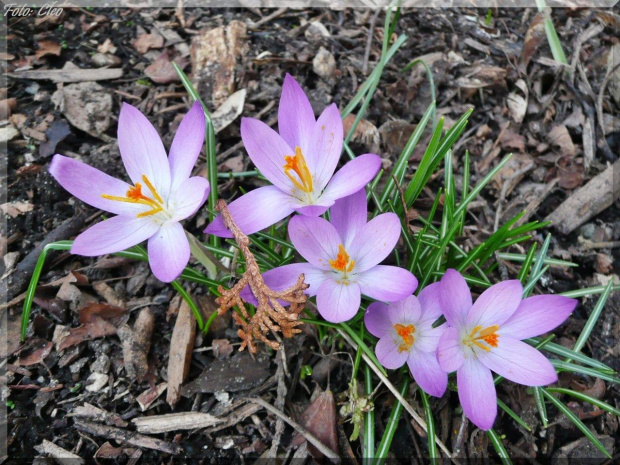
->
376, 336, 408, 369
477, 337, 558, 386
147, 222, 190, 283
437, 327, 465, 373
417, 282, 444, 322
309, 104, 344, 190
240, 263, 327, 305
500, 295, 577, 340
288, 215, 341, 270
316, 279, 361, 323
296, 204, 331, 216
388, 295, 421, 325
439, 269, 472, 327
407, 351, 448, 398
169, 176, 209, 221
278, 74, 315, 154
457, 358, 497, 431
329, 189, 367, 248
71, 216, 159, 256
168, 101, 205, 192
364, 302, 392, 338
414, 324, 445, 353
204, 186, 295, 238
468, 280, 523, 328
318, 154, 381, 204
348, 213, 401, 272
49, 155, 143, 216
357, 266, 418, 302
241, 117, 297, 192
118, 102, 171, 198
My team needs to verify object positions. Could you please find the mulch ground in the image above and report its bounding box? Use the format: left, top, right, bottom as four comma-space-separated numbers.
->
3, 6, 619, 463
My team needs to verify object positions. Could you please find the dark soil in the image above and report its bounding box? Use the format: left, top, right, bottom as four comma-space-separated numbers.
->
4, 6, 619, 463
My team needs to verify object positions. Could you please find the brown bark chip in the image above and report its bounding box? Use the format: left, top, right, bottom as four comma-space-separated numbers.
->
117, 308, 154, 382
166, 298, 196, 408
190, 20, 247, 107
545, 158, 620, 234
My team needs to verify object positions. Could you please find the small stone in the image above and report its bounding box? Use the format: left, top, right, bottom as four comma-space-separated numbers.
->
579, 223, 595, 239
90, 52, 121, 68
313, 46, 336, 79
305, 21, 330, 41
85, 372, 109, 392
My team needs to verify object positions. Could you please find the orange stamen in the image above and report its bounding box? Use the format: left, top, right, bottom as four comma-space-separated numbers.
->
101, 174, 164, 218
394, 323, 416, 352
283, 146, 313, 193
464, 325, 500, 352
329, 244, 355, 273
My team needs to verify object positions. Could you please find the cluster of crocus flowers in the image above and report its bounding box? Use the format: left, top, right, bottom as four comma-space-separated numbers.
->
366, 269, 576, 429
205, 74, 381, 238
49, 101, 209, 282
365, 284, 447, 397
243, 189, 418, 323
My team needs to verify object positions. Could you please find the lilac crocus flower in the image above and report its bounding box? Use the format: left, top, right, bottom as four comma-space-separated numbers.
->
436, 269, 577, 430
205, 74, 381, 238
245, 189, 417, 323
365, 284, 447, 397
49, 101, 209, 283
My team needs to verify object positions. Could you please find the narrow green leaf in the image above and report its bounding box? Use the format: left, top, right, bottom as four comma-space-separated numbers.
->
497, 399, 532, 432
375, 378, 409, 465
567, 280, 613, 363
487, 429, 512, 465
541, 388, 612, 459
420, 389, 438, 463
545, 387, 620, 416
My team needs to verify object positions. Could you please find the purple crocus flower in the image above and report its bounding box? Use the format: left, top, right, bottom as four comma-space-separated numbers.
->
365, 284, 447, 397
245, 189, 418, 323
49, 101, 209, 283
205, 74, 381, 238
436, 269, 577, 430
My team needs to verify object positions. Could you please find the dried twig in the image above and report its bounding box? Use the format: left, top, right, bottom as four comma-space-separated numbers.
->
215, 200, 308, 353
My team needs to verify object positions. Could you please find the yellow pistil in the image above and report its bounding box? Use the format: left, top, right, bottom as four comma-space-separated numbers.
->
101, 174, 164, 218
329, 244, 355, 273
464, 325, 500, 352
283, 146, 313, 193
394, 323, 416, 352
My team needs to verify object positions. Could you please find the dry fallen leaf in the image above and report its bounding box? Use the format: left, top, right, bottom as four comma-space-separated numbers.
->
35, 40, 62, 59
506, 79, 528, 124
0, 201, 33, 217
343, 114, 380, 154
16, 338, 53, 366
291, 389, 339, 459
133, 33, 164, 54
548, 125, 576, 157
55, 303, 127, 351
144, 50, 187, 84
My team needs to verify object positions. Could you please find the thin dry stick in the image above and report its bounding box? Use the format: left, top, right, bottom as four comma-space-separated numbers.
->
248, 397, 340, 462
336, 328, 456, 462
215, 200, 308, 353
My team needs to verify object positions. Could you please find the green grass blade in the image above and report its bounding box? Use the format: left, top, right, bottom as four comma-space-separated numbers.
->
545, 387, 620, 416
527, 338, 615, 373
497, 399, 532, 432
374, 378, 409, 465
173, 63, 219, 246
551, 360, 620, 384
523, 234, 551, 297
567, 280, 613, 363
420, 389, 438, 462
487, 429, 512, 465
171, 280, 205, 331
541, 388, 612, 459
363, 364, 375, 463
533, 386, 548, 427
560, 284, 620, 299
20, 241, 73, 340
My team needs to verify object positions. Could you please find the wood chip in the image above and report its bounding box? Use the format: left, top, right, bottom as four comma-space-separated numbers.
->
10, 68, 123, 83
132, 412, 222, 434
69, 402, 128, 428
190, 20, 247, 106
166, 298, 196, 408
35, 439, 85, 465
137, 382, 167, 411
117, 307, 154, 382
73, 420, 182, 455
545, 158, 620, 234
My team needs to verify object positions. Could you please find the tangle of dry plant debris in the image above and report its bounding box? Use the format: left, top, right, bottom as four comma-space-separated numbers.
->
215, 200, 308, 353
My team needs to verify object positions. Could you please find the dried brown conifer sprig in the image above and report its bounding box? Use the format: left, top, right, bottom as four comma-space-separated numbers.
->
215, 200, 308, 353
